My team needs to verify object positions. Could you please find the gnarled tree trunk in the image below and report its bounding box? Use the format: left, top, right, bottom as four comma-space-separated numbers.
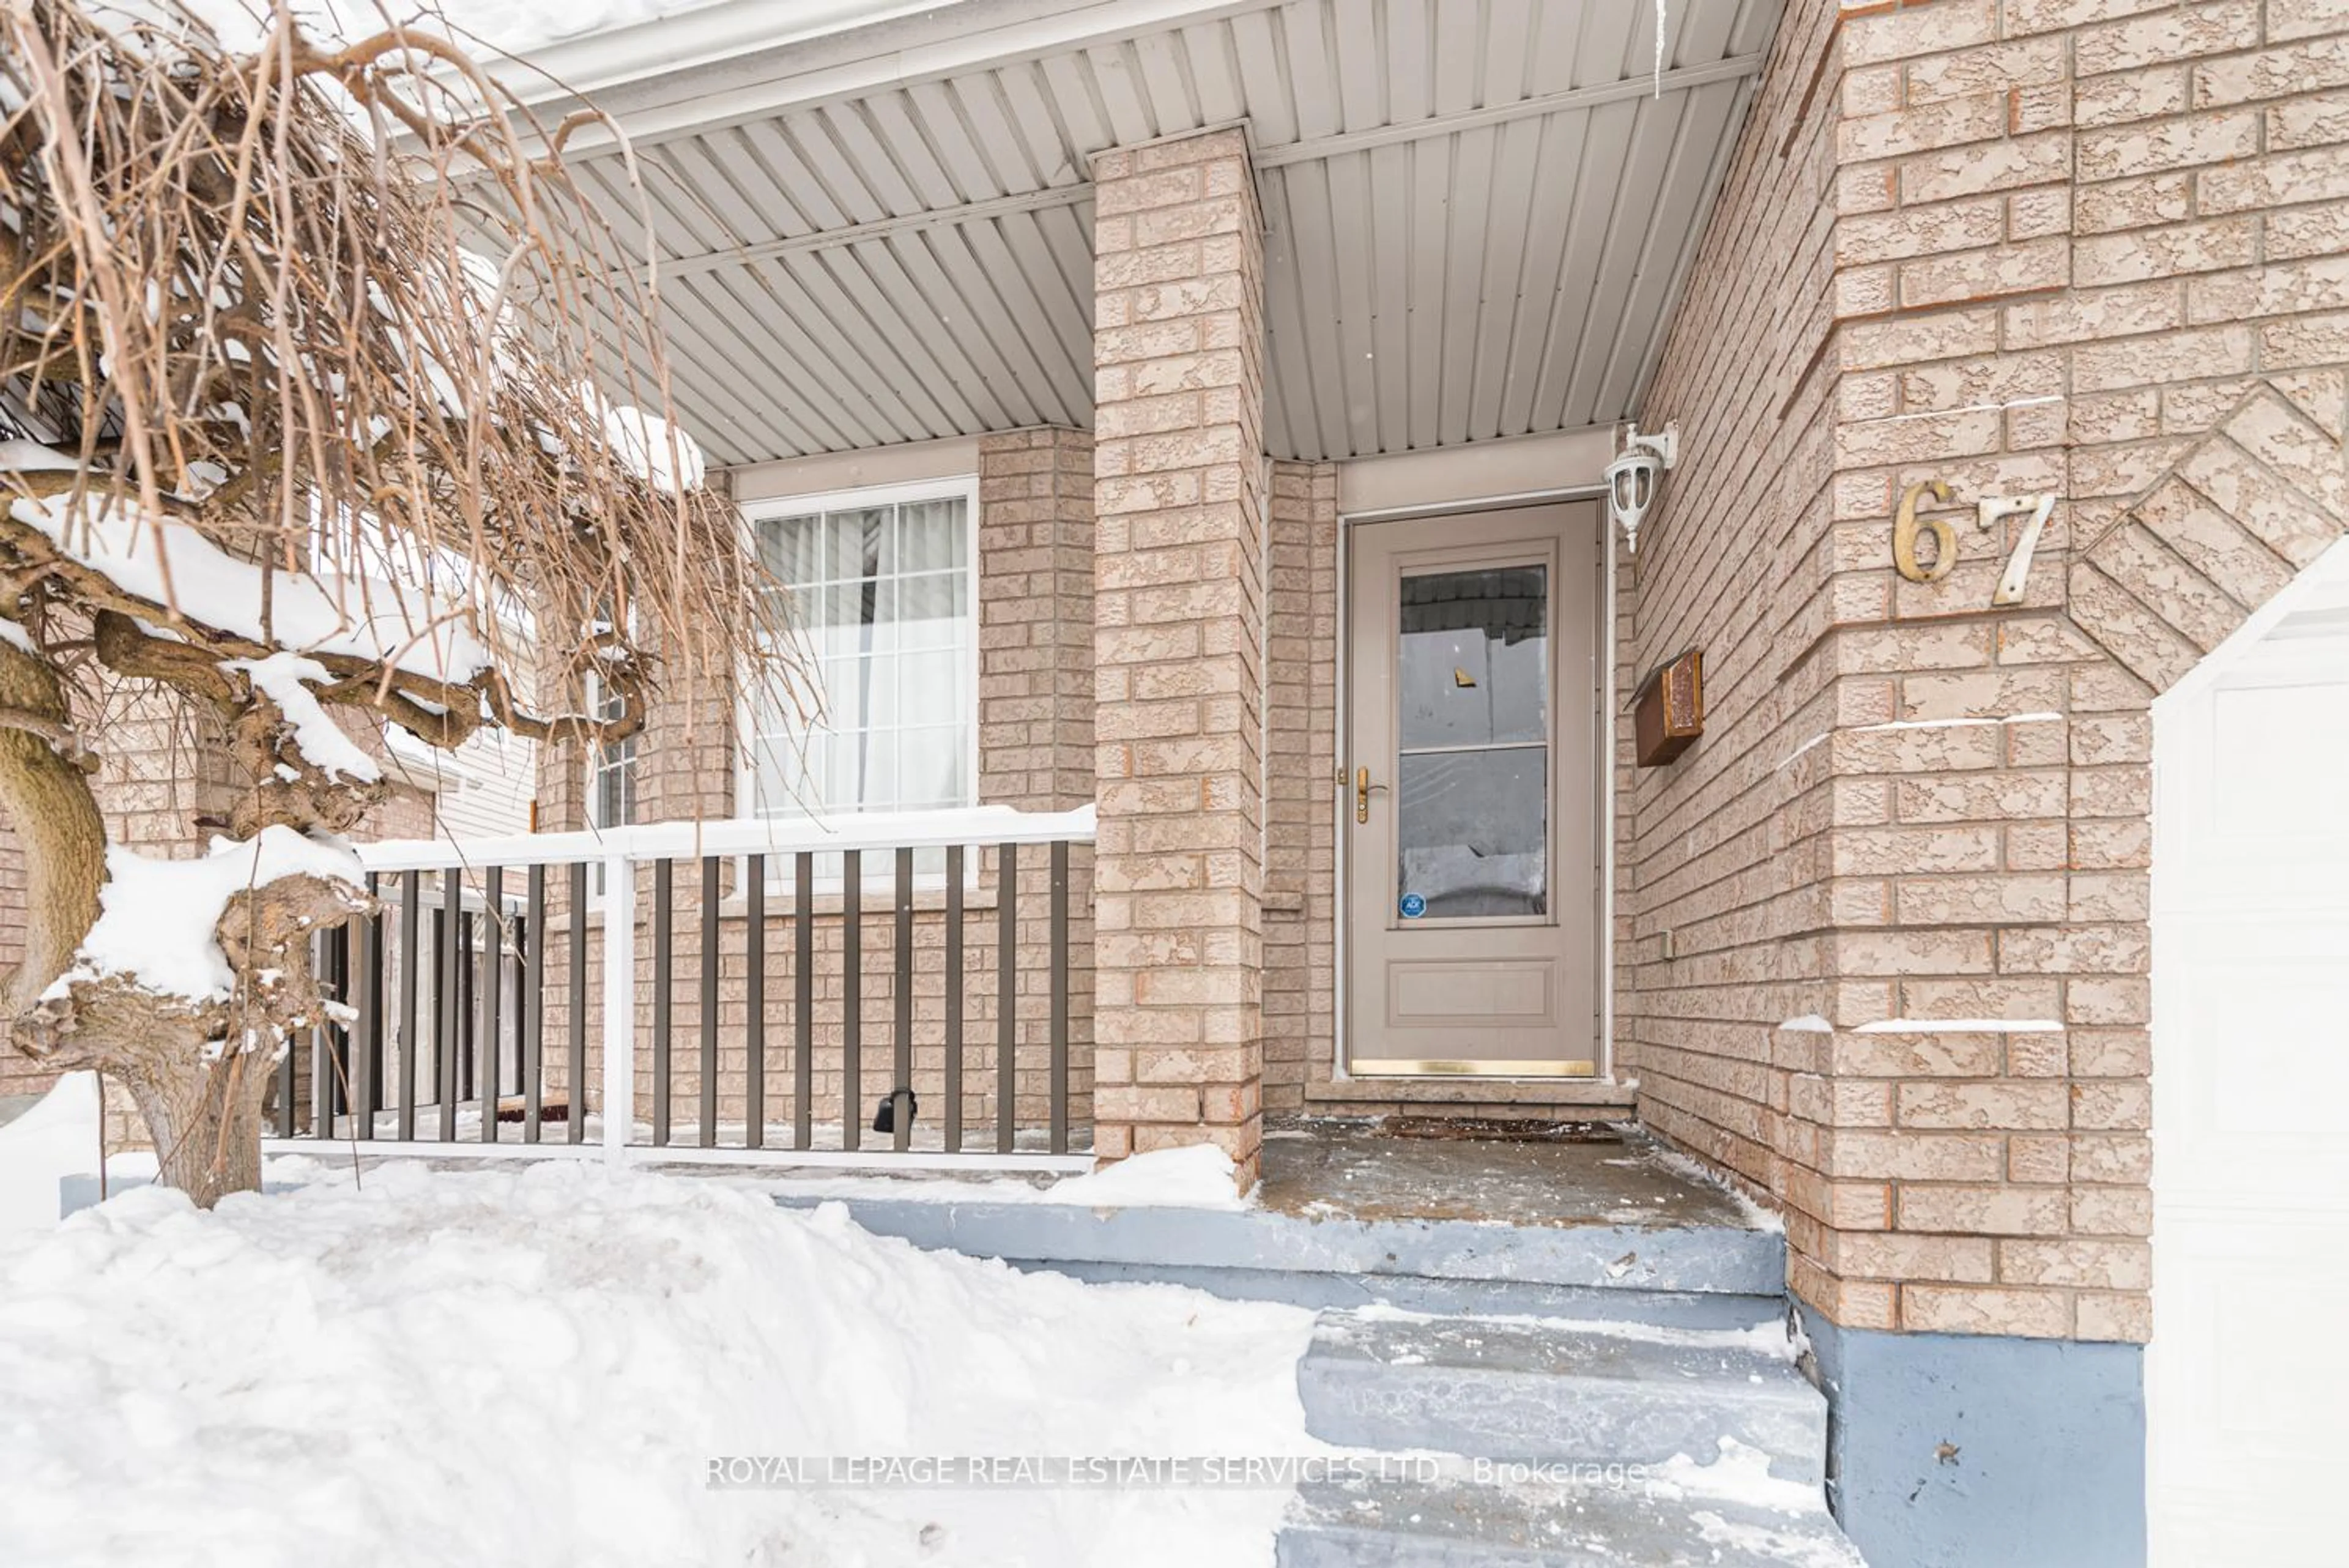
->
0, 639, 105, 1020
2, 640, 368, 1208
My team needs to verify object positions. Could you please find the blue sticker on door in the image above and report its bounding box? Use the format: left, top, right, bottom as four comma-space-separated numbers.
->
1398, 893, 1427, 919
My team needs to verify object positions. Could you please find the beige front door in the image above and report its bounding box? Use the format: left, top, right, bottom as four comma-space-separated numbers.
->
1344, 502, 1602, 1077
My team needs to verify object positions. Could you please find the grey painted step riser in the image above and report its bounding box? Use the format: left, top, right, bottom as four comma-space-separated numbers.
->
1297, 1362, 1826, 1484
768, 1194, 1785, 1296
1008, 1258, 1784, 1329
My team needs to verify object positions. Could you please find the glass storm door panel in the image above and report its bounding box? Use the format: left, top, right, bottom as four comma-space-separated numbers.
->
1345, 503, 1601, 1077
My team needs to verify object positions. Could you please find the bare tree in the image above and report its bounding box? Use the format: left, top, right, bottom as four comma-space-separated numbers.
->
0, 0, 796, 1204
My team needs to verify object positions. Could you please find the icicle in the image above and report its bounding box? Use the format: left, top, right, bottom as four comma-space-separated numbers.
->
1653, 0, 1666, 98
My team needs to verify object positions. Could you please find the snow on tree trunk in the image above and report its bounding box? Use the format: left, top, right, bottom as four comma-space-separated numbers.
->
9, 811, 369, 1208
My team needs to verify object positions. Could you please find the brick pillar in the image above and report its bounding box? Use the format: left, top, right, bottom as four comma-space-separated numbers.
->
1089, 127, 1267, 1185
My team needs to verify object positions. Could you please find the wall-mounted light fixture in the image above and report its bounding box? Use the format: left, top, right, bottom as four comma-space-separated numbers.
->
1604, 421, 1679, 555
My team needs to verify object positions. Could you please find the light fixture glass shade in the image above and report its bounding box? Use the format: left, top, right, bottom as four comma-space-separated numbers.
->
1604, 451, 1661, 554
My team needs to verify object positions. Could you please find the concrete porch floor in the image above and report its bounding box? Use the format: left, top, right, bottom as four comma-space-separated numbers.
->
1258, 1118, 1765, 1233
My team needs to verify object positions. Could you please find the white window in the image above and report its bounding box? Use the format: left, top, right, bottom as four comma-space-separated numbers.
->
740, 478, 978, 825
587, 672, 637, 831
584, 669, 637, 897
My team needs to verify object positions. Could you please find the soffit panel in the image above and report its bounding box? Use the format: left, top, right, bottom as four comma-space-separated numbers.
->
569, 0, 1779, 467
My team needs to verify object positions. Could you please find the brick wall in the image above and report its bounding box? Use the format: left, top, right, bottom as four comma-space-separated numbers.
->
979, 428, 1097, 811
1631, 0, 2349, 1341
1622, 0, 1847, 1191
1263, 459, 1338, 1112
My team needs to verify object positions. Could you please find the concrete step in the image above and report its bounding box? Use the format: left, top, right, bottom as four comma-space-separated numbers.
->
765, 1194, 1786, 1329
1298, 1310, 1828, 1484
1277, 1475, 1866, 1568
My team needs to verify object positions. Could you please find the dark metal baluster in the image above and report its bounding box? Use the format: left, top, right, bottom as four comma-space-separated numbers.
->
944, 845, 963, 1154
305, 933, 325, 1135
275, 1011, 297, 1138
439, 874, 460, 1142
567, 862, 587, 1145
315, 926, 347, 1139
459, 910, 477, 1104
746, 856, 765, 1150
480, 868, 503, 1143
700, 855, 719, 1148
893, 847, 914, 1151
398, 870, 420, 1141
653, 857, 673, 1147
358, 875, 382, 1140
842, 852, 861, 1153
998, 842, 1017, 1154
1050, 839, 1069, 1156
793, 852, 812, 1151
525, 864, 545, 1143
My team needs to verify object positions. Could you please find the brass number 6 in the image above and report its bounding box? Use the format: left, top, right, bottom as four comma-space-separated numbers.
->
1893, 479, 1957, 583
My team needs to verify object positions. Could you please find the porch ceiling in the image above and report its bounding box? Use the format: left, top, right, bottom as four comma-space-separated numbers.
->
550, 0, 1781, 469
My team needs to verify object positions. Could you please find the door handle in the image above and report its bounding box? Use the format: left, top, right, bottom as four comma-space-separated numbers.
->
1355, 766, 1388, 824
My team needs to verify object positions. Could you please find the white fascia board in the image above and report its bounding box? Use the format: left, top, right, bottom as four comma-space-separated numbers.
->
476, 0, 951, 103
494, 0, 1278, 148
1336, 426, 1618, 521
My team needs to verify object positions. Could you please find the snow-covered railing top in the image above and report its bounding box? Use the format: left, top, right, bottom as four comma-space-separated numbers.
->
352, 803, 1098, 872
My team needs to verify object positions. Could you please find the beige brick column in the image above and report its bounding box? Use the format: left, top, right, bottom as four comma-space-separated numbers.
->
1089, 127, 1268, 1184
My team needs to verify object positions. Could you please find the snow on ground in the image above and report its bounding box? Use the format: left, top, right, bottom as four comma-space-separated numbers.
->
0, 1073, 102, 1235
0, 1161, 1318, 1568
749, 1143, 1253, 1212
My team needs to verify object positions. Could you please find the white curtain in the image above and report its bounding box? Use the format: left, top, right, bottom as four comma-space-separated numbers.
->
749, 497, 969, 819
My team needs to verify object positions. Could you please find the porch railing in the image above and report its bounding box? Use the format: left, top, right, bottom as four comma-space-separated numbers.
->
264, 806, 1096, 1172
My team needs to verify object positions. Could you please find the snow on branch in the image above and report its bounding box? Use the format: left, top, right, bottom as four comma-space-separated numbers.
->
52, 827, 365, 1004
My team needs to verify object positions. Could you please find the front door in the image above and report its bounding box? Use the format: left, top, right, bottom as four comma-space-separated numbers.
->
1344, 502, 1602, 1077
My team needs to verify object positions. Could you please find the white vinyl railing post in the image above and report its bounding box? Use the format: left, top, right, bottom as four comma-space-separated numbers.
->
599, 853, 636, 1165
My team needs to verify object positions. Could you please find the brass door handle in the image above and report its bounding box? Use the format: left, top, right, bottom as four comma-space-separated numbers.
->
1355, 766, 1388, 824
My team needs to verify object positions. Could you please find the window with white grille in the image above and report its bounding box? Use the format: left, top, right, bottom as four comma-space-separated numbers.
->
740, 478, 976, 825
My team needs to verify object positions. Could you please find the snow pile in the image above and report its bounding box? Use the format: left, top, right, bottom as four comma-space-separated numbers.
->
56, 828, 365, 1001
765, 1144, 1253, 1212
0, 1162, 1318, 1568
590, 394, 707, 494
0, 1073, 100, 1235
223, 652, 384, 782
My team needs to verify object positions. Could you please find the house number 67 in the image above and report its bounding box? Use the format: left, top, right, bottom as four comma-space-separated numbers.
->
1892, 481, 2055, 606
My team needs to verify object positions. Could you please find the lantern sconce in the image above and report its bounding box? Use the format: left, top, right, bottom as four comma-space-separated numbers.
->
1605, 422, 1679, 555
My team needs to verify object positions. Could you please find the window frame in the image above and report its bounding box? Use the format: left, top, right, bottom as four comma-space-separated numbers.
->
734, 473, 983, 831
583, 666, 638, 835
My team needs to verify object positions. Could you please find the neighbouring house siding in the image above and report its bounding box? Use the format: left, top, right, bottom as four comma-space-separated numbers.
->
1632, 0, 2349, 1345
525, 431, 1097, 1140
